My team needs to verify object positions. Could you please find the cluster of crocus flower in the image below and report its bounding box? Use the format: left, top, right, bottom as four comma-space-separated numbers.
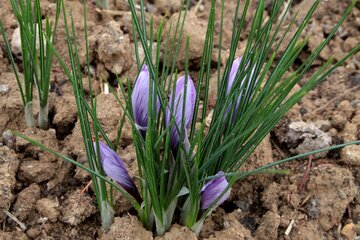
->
94, 59, 252, 219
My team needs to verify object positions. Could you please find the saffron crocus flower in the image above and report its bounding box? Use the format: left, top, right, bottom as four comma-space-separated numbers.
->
166, 75, 196, 151
226, 57, 257, 117
200, 171, 231, 210
227, 57, 243, 95
95, 141, 142, 203
132, 64, 160, 135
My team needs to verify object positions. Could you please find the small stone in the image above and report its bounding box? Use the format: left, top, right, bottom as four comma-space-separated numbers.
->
331, 114, 348, 130
0, 84, 10, 94
287, 121, 332, 158
341, 145, 360, 166
11, 27, 22, 56
341, 222, 356, 240
11, 25, 45, 58
2, 130, 16, 149
12, 184, 41, 221
19, 160, 56, 183
60, 190, 96, 226
36, 198, 59, 223
306, 197, 320, 219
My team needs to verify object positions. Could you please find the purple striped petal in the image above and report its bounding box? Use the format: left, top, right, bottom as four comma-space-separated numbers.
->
226, 57, 257, 117
227, 57, 242, 95
132, 64, 160, 131
166, 75, 196, 150
200, 171, 231, 210
95, 141, 141, 202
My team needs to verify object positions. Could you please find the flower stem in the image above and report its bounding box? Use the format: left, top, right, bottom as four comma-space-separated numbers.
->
100, 200, 115, 230
24, 101, 35, 128
38, 103, 49, 130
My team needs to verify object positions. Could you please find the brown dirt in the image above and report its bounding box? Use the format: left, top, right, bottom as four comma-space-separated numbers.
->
0, 0, 359, 239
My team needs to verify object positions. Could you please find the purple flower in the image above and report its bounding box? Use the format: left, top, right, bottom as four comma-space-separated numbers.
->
200, 171, 231, 210
132, 64, 160, 133
226, 57, 257, 116
227, 57, 243, 95
166, 75, 196, 151
95, 141, 141, 203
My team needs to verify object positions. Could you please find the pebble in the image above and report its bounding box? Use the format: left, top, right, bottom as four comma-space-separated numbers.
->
341, 222, 356, 240
2, 130, 16, 149
287, 121, 332, 158
0, 84, 10, 94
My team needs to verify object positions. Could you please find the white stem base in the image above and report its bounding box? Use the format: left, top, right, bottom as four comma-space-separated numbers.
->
38, 103, 49, 130
25, 101, 35, 128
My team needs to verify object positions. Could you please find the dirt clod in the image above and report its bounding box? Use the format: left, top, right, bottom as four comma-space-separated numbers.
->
331, 113, 348, 131
278, 121, 332, 158
255, 211, 280, 240
162, 11, 206, 70
155, 224, 197, 240
92, 21, 133, 75
60, 190, 96, 226
304, 165, 357, 231
12, 183, 41, 221
100, 215, 152, 240
19, 160, 57, 183
204, 211, 252, 240
0, 72, 26, 134
52, 95, 77, 140
0, 146, 19, 222
35, 198, 60, 223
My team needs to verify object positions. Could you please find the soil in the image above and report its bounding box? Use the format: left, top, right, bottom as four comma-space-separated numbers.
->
1, 0, 360, 239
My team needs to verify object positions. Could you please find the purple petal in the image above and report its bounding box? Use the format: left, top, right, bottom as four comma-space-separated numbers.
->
131, 64, 160, 130
200, 171, 231, 210
95, 141, 141, 202
226, 57, 257, 117
166, 75, 196, 150
227, 57, 242, 95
